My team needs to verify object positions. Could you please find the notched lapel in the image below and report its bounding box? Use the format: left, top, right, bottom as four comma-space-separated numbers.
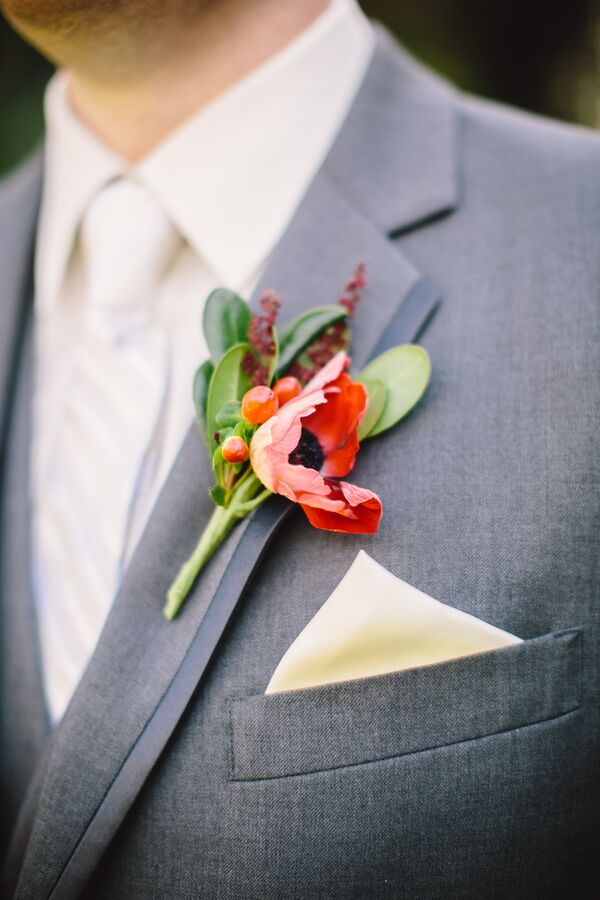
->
11, 30, 458, 900
252, 169, 422, 369
0, 151, 43, 461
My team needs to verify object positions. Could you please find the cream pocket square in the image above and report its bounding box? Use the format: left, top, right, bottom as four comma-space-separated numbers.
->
265, 550, 522, 694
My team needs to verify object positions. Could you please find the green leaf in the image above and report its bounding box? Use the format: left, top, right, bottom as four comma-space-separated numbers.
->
357, 379, 386, 441
206, 343, 253, 453
216, 427, 234, 443
209, 485, 228, 507
215, 400, 242, 428
203, 289, 252, 364
276, 305, 347, 379
268, 325, 279, 385
212, 444, 224, 476
357, 345, 431, 438
193, 360, 214, 445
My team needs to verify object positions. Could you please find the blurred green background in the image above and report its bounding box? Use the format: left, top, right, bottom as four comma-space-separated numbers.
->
1, 0, 599, 176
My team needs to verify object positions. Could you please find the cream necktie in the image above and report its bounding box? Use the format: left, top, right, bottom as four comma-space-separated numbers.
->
34, 177, 180, 724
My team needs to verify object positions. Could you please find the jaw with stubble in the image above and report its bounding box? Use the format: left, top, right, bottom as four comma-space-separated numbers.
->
0, 0, 222, 80
2, 0, 327, 160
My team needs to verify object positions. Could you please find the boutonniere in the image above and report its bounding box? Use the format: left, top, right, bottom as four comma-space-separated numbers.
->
164, 264, 430, 619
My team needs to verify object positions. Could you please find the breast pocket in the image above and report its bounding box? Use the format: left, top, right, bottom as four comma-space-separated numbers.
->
229, 628, 582, 780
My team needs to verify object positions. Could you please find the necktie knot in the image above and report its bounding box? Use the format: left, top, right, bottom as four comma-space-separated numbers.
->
80, 178, 180, 335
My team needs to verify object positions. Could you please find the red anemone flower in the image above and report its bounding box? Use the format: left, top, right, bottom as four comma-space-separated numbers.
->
250, 352, 382, 533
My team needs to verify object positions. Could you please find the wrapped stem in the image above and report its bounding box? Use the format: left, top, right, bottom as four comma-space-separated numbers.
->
164, 473, 270, 619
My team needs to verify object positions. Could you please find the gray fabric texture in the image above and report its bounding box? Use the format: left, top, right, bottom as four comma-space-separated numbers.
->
230, 629, 582, 779
1, 26, 599, 899
0, 156, 49, 853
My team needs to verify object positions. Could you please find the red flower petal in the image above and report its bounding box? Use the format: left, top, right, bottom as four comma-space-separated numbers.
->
299, 479, 382, 534
304, 374, 367, 478
302, 351, 348, 393
250, 351, 381, 533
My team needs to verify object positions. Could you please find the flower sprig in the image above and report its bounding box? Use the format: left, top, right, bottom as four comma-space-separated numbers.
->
164, 264, 430, 619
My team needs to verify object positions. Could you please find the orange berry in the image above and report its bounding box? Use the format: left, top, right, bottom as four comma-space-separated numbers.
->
222, 435, 249, 463
241, 385, 278, 424
273, 375, 302, 406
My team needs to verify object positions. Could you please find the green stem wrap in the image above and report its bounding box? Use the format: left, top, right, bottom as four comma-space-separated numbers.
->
163, 473, 271, 620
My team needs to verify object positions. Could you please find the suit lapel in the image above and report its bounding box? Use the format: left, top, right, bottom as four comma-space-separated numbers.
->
0, 150, 42, 456
0, 151, 50, 855
10, 30, 459, 900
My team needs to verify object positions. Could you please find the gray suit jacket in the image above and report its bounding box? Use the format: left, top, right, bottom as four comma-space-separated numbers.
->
1, 28, 599, 900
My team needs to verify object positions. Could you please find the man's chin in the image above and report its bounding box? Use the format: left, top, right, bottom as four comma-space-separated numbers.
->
0, 0, 138, 35
2, 0, 99, 15
1, 0, 91, 32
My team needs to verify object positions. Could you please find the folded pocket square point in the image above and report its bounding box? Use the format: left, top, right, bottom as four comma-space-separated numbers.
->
265, 550, 522, 694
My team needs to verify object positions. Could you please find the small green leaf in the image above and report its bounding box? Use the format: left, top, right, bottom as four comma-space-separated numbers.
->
216, 427, 234, 443
193, 360, 214, 445
268, 325, 279, 385
357, 379, 386, 441
203, 289, 252, 364
276, 305, 347, 378
212, 444, 224, 473
209, 485, 228, 507
206, 343, 253, 453
215, 400, 242, 428
238, 422, 255, 444
358, 345, 431, 437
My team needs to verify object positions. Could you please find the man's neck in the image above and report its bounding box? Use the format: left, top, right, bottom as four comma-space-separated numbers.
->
66, 0, 329, 163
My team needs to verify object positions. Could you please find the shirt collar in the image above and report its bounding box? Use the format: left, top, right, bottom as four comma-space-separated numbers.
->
36, 0, 374, 313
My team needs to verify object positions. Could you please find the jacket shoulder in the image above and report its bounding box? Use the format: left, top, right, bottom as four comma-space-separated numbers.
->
377, 27, 600, 212
457, 90, 600, 182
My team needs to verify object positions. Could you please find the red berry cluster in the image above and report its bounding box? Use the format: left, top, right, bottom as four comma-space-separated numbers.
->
243, 290, 281, 386
289, 262, 367, 384
288, 320, 347, 383
338, 260, 367, 317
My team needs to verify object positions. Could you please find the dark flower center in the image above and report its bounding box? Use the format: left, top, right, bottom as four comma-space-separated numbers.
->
288, 428, 324, 471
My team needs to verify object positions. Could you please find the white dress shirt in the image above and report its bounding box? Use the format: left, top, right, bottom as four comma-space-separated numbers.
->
32, 0, 374, 722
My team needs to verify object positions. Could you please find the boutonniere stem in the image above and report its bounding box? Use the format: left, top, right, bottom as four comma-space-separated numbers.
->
164, 264, 431, 619
165, 473, 269, 619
